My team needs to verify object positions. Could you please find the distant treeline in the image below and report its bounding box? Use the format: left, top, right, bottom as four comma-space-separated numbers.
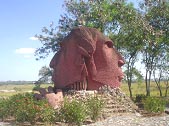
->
0, 81, 35, 85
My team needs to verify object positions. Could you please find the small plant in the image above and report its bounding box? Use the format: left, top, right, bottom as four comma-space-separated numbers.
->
86, 96, 105, 121
11, 93, 40, 124
0, 92, 106, 125
0, 98, 11, 120
32, 83, 41, 91
0, 93, 56, 124
135, 94, 146, 103
59, 98, 87, 126
39, 103, 56, 123
143, 97, 166, 113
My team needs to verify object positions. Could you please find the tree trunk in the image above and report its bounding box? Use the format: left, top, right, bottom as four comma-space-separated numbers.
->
157, 83, 162, 97
126, 58, 134, 98
165, 81, 169, 97
165, 88, 168, 97
147, 71, 151, 96
145, 70, 149, 96
145, 70, 151, 96
128, 81, 132, 98
153, 69, 163, 96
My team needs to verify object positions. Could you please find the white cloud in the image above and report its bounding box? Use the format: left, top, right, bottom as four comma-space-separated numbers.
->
15, 48, 36, 54
29, 36, 38, 41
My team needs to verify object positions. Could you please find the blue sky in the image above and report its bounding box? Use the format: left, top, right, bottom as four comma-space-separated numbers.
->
0, 0, 140, 81
0, 0, 64, 81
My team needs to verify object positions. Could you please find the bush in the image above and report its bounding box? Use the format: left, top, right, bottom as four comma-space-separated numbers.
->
59, 98, 87, 126
143, 97, 166, 113
58, 95, 105, 125
135, 94, 146, 103
86, 96, 105, 121
0, 93, 56, 124
0, 98, 11, 120
39, 103, 56, 123
32, 84, 41, 91
0, 92, 105, 125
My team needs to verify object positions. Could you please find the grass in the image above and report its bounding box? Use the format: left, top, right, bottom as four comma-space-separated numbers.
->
121, 81, 169, 97
0, 82, 168, 98
0, 84, 53, 98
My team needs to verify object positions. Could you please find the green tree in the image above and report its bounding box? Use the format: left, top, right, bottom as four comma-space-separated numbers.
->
38, 66, 52, 83
139, 0, 169, 96
153, 51, 169, 96
35, 0, 138, 59
34, 0, 147, 96
109, 3, 145, 97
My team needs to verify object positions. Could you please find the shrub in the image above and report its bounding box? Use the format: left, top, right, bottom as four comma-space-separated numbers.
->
59, 98, 87, 126
0, 93, 56, 124
86, 96, 105, 121
32, 84, 41, 91
143, 97, 166, 113
39, 103, 56, 123
135, 94, 146, 103
9, 93, 35, 118
0, 98, 11, 120
0, 92, 105, 125
15, 93, 56, 124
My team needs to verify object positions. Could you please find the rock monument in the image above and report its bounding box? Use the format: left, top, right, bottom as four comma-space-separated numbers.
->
50, 26, 125, 91
35, 26, 127, 110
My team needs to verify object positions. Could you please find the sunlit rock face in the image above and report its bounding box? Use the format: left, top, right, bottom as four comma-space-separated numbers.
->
50, 26, 125, 91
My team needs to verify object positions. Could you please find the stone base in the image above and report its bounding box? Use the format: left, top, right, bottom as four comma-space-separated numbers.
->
34, 85, 138, 117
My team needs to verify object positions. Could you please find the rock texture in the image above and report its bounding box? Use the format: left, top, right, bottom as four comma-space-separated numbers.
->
98, 87, 138, 119
50, 26, 125, 90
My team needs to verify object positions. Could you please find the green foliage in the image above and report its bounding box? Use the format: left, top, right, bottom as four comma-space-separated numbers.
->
58, 98, 87, 126
140, 0, 169, 96
135, 94, 147, 108
32, 83, 41, 91
58, 95, 105, 125
34, 0, 169, 98
38, 66, 52, 83
143, 97, 166, 113
8, 93, 36, 123
0, 98, 11, 120
39, 104, 56, 123
35, 0, 138, 59
0, 93, 56, 124
135, 94, 146, 103
86, 96, 105, 121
